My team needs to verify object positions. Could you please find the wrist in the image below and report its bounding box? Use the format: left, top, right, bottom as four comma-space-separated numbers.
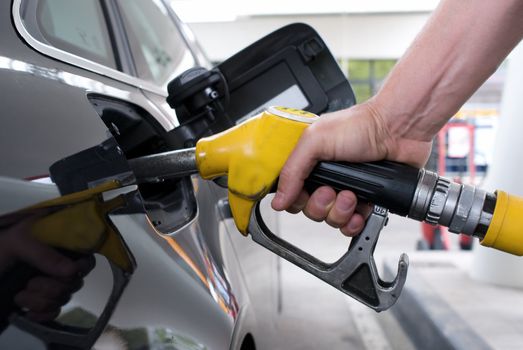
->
365, 97, 432, 168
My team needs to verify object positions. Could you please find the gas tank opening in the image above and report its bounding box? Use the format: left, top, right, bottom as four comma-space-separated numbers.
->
88, 94, 197, 233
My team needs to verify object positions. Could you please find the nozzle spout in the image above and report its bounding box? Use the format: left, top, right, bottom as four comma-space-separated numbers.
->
128, 147, 198, 183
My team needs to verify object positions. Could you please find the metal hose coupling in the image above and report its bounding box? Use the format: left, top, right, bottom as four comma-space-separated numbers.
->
408, 169, 496, 240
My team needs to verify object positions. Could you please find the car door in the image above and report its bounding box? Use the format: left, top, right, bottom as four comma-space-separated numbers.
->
110, 2, 281, 346
2, 1, 249, 349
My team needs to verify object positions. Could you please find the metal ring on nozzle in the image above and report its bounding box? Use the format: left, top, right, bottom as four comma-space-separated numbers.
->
409, 169, 438, 221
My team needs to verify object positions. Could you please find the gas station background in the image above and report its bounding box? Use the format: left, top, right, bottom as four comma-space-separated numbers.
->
172, 0, 504, 185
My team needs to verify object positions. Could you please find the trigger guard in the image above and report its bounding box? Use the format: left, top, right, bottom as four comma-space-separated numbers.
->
11, 261, 131, 350
248, 203, 409, 312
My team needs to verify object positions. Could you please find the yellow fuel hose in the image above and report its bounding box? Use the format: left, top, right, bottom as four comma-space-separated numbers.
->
481, 191, 523, 256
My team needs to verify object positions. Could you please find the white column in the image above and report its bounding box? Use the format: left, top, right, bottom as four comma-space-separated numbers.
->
470, 42, 523, 287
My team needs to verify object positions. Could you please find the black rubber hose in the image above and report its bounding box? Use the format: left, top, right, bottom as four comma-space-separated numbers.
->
305, 160, 421, 216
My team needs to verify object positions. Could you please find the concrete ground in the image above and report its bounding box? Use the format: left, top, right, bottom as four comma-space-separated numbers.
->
262, 210, 422, 350
262, 206, 523, 350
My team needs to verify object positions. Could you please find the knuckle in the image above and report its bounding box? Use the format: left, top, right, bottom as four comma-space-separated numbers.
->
304, 198, 332, 222
303, 208, 324, 222
340, 226, 359, 237
327, 211, 351, 229
342, 215, 366, 237
325, 216, 344, 229
338, 190, 357, 205
287, 205, 303, 214
287, 191, 309, 214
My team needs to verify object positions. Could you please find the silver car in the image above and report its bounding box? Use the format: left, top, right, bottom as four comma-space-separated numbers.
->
0, 0, 280, 349
0, 1, 354, 349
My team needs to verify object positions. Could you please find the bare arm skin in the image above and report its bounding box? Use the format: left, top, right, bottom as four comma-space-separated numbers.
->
271, 0, 523, 236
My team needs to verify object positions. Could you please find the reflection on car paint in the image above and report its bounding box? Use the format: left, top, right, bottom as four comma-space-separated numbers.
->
150, 217, 239, 319
198, 232, 239, 319
0, 180, 137, 349
2, 0, 273, 346
58, 307, 206, 350
0, 55, 130, 100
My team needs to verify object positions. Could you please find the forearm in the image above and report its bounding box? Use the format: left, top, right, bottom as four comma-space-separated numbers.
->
373, 0, 523, 143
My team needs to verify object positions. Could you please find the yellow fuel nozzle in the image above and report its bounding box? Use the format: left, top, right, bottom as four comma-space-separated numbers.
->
195, 106, 318, 234
133, 105, 523, 259
27, 180, 135, 273
480, 191, 523, 256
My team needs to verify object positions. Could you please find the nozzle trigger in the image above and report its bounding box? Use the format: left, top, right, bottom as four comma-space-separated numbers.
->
248, 204, 409, 311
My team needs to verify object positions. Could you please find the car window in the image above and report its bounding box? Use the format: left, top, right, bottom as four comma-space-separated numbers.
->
116, 0, 196, 88
33, 0, 117, 69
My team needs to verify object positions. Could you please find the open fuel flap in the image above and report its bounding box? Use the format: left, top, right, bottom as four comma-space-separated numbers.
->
0, 21, 360, 350
47, 23, 357, 236
163, 24, 409, 312
166, 23, 356, 145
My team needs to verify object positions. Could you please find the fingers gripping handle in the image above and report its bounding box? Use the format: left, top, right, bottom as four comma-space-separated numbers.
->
306, 160, 420, 217
249, 204, 409, 311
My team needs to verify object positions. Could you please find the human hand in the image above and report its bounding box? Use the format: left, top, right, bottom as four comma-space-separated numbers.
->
271, 100, 432, 236
0, 211, 95, 323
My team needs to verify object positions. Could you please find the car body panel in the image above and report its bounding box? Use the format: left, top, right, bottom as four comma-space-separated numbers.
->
1, 0, 275, 349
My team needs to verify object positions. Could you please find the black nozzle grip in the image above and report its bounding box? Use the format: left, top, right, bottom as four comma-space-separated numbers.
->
305, 160, 421, 216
